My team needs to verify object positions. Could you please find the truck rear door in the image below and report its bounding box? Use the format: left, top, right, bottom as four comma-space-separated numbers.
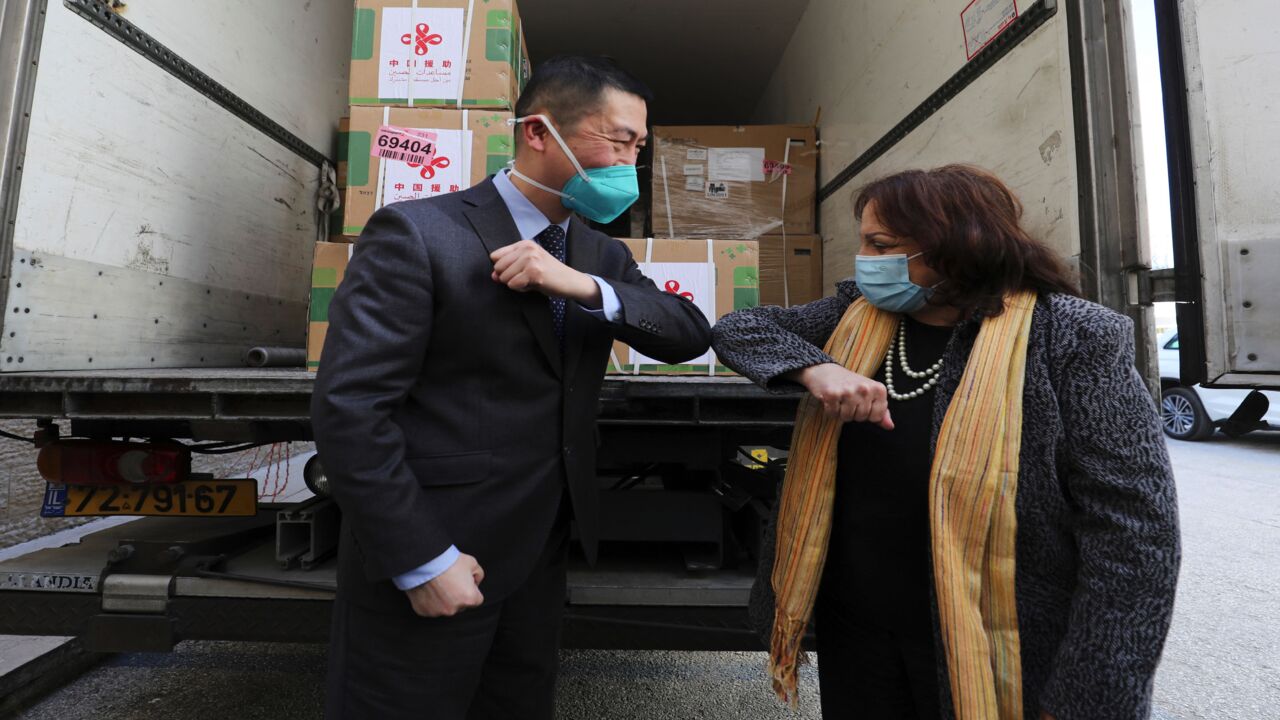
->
1159, 0, 1280, 388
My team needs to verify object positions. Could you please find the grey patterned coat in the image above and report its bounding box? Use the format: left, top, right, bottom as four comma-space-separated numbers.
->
712, 281, 1180, 720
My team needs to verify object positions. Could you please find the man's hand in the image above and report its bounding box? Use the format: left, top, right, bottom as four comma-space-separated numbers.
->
405, 553, 485, 618
791, 363, 894, 430
490, 240, 601, 307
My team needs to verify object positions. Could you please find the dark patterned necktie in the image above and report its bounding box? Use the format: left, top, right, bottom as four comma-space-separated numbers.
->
535, 224, 567, 345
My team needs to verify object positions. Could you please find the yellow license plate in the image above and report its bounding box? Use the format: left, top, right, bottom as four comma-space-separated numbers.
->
49, 479, 258, 517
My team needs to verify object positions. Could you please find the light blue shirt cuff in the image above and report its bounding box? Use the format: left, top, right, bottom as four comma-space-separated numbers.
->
392, 545, 461, 591
584, 275, 622, 323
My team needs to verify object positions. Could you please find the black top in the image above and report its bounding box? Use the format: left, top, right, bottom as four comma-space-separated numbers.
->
825, 316, 956, 638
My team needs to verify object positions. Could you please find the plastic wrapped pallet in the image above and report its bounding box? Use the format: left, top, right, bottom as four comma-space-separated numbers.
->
650, 125, 817, 239
607, 238, 759, 376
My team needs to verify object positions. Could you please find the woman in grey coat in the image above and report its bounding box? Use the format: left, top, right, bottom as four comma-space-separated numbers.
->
712, 165, 1179, 720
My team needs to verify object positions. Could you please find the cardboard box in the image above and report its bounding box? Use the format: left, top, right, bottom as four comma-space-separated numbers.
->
650, 125, 817, 239
308, 241, 356, 371
336, 117, 351, 189
328, 118, 352, 242
349, 0, 528, 110
758, 234, 824, 307
607, 238, 759, 376
343, 106, 513, 235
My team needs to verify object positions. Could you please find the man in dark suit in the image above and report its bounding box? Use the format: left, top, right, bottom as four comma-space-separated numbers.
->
311, 56, 711, 719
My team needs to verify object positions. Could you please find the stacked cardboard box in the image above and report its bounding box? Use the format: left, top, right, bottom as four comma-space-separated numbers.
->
606, 238, 759, 376
340, 0, 527, 235
758, 234, 824, 307
311, 0, 528, 370
342, 106, 514, 235
650, 125, 817, 239
349, 0, 529, 110
308, 241, 356, 370
649, 124, 820, 310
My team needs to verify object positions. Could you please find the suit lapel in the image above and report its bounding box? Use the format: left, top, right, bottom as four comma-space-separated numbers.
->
563, 219, 603, 383
463, 179, 562, 377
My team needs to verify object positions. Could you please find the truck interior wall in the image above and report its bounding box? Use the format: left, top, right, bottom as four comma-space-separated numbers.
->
101, 2, 352, 155
0, 2, 350, 372
1175, 0, 1280, 384
753, 0, 1080, 295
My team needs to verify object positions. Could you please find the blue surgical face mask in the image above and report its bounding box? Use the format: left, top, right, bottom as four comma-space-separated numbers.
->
506, 114, 640, 224
855, 252, 937, 313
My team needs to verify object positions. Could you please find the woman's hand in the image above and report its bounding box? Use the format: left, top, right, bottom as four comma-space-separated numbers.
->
792, 363, 894, 430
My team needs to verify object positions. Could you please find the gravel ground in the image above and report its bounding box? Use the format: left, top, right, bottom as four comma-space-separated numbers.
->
11, 644, 820, 720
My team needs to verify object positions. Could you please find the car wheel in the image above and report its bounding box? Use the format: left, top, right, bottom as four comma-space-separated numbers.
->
1161, 386, 1215, 441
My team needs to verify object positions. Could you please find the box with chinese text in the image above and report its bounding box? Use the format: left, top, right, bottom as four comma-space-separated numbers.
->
607, 238, 759, 376
342, 106, 513, 235
349, 0, 529, 110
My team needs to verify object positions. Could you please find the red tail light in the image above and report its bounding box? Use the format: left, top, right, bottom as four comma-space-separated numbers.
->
37, 440, 191, 486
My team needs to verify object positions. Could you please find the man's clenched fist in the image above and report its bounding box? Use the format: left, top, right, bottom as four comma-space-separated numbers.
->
490, 240, 601, 308
405, 552, 486, 618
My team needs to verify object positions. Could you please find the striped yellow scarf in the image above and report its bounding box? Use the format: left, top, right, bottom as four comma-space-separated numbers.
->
769, 291, 1037, 719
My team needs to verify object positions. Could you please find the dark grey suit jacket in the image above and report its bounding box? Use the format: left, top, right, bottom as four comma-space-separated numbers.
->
311, 178, 711, 610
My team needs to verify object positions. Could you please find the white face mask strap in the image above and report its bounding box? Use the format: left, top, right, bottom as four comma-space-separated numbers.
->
509, 114, 590, 181
508, 165, 570, 200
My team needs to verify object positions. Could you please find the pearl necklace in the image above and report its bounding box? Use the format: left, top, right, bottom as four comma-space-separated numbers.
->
884, 320, 945, 401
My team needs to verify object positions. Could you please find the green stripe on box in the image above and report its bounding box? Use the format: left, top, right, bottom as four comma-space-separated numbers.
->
312, 267, 339, 287
734, 266, 759, 286
343, 225, 365, 235
337, 129, 350, 159
352, 9, 375, 60
486, 10, 512, 28
310, 287, 337, 322
485, 29, 511, 62
348, 131, 371, 187
308, 360, 320, 369
734, 287, 760, 309
486, 154, 512, 176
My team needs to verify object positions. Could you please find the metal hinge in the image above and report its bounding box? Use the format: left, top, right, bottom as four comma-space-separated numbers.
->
1128, 267, 1177, 306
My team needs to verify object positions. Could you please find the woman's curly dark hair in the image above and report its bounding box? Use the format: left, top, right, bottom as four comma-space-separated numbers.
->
854, 164, 1080, 315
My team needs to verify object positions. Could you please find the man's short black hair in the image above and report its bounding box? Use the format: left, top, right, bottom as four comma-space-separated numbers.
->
514, 55, 652, 138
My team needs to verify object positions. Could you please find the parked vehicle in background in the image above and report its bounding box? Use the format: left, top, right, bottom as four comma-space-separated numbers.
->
1158, 332, 1280, 441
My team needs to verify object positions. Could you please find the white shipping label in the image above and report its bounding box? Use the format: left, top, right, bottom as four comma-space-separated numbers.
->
379, 8, 466, 100
708, 147, 766, 183
683, 164, 705, 176
630, 262, 715, 367
685, 177, 705, 192
686, 148, 708, 161
961, 0, 1019, 59
705, 181, 729, 199
381, 129, 473, 207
